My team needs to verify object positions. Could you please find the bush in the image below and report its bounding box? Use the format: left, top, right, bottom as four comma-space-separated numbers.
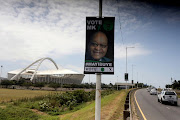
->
13, 89, 114, 115
0, 106, 39, 120
48, 83, 61, 91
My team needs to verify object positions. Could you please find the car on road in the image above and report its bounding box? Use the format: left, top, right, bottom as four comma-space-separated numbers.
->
150, 88, 157, 95
158, 90, 178, 106
147, 87, 153, 92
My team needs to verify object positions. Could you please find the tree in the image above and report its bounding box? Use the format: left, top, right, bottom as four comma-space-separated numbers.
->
22, 82, 32, 89
172, 80, 180, 89
48, 83, 61, 91
33, 82, 45, 89
1, 80, 13, 88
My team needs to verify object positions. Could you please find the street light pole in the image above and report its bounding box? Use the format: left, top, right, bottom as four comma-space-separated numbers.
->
125, 47, 135, 89
132, 64, 135, 88
0, 65, 2, 79
117, 76, 118, 90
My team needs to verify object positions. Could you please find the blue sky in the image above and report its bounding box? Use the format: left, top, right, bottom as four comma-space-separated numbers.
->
0, 0, 179, 88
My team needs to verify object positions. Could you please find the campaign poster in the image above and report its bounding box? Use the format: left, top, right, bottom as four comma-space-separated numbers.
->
84, 17, 115, 74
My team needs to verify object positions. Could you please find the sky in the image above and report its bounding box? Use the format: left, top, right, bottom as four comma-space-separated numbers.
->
0, 0, 180, 88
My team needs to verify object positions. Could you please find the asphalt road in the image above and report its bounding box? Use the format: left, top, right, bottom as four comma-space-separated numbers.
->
135, 89, 180, 120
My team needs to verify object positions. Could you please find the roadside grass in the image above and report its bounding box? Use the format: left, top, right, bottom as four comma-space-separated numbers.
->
59, 90, 128, 120
0, 89, 128, 120
0, 105, 39, 120
0, 105, 60, 120
0, 88, 61, 103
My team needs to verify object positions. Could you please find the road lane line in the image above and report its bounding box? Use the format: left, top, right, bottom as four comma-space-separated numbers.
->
134, 91, 147, 120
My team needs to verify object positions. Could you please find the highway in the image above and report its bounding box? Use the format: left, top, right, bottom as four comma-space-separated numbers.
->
134, 89, 180, 120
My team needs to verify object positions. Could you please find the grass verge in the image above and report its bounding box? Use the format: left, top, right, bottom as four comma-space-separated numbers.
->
59, 90, 128, 120
0, 88, 59, 103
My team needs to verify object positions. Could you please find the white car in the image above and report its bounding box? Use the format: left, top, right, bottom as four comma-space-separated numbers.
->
150, 88, 157, 95
158, 90, 178, 106
147, 87, 151, 92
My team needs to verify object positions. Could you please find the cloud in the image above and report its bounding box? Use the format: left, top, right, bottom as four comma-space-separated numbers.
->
115, 43, 151, 59
0, 0, 153, 63
0, 0, 98, 62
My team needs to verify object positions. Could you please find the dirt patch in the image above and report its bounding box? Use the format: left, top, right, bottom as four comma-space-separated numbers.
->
31, 109, 48, 116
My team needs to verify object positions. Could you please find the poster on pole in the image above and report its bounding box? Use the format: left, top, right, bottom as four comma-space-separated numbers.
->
84, 17, 115, 74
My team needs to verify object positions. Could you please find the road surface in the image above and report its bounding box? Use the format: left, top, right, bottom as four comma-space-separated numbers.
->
134, 89, 180, 120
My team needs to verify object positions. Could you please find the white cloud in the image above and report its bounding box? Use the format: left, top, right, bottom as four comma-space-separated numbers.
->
115, 43, 151, 59
0, 0, 97, 62
0, 0, 153, 63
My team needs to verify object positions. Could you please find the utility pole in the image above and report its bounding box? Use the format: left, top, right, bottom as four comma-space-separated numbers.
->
117, 76, 118, 90
95, 0, 102, 120
0, 65, 3, 80
132, 65, 135, 88
137, 72, 138, 88
125, 47, 134, 89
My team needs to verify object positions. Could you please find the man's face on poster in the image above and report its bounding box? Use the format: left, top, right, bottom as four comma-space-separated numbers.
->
89, 32, 108, 61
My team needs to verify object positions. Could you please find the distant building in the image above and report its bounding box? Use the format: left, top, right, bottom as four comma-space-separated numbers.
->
115, 82, 135, 89
8, 57, 84, 84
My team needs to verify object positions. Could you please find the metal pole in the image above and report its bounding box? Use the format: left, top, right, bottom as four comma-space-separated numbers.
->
0, 65, 2, 79
95, 73, 101, 120
126, 47, 127, 73
95, 0, 102, 120
132, 65, 133, 88
137, 72, 138, 88
99, 0, 102, 17
125, 47, 135, 89
132, 65, 134, 80
89, 75, 90, 89
126, 47, 127, 90
117, 76, 118, 90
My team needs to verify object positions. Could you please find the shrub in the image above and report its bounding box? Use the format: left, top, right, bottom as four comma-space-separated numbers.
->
0, 106, 39, 120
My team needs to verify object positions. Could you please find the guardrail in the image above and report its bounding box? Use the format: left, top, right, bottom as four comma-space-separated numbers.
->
123, 89, 136, 120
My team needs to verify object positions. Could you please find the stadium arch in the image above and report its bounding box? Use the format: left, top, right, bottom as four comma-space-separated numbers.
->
8, 57, 84, 84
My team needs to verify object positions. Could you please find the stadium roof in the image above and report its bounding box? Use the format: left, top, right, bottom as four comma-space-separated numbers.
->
8, 68, 79, 75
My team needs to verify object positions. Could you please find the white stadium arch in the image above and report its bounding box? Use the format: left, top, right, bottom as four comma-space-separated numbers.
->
8, 57, 84, 84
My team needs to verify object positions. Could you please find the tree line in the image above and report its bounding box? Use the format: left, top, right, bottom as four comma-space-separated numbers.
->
0, 78, 116, 90
166, 80, 180, 89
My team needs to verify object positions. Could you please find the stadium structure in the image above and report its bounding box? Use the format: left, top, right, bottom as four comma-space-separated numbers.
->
8, 57, 84, 84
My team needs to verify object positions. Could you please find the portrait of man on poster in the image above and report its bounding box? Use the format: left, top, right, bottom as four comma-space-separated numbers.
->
85, 31, 113, 62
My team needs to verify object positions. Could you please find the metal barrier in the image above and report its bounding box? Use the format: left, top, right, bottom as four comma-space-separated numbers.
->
123, 89, 134, 120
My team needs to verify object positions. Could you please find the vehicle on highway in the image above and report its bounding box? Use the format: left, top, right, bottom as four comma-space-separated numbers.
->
162, 88, 172, 91
147, 87, 152, 92
158, 90, 178, 106
150, 88, 157, 95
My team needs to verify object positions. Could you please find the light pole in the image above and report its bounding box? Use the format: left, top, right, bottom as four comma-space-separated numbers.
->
117, 76, 118, 90
137, 72, 138, 88
0, 65, 2, 77
125, 47, 135, 89
132, 64, 135, 88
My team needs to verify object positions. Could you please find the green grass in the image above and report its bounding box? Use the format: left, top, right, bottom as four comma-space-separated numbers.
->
0, 89, 128, 120
60, 90, 128, 120
0, 106, 39, 120
0, 88, 60, 103
0, 105, 60, 120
